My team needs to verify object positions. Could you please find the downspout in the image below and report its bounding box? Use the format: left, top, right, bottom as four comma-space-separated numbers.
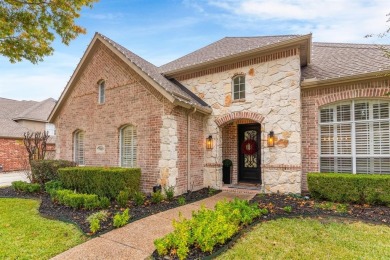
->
187, 107, 197, 191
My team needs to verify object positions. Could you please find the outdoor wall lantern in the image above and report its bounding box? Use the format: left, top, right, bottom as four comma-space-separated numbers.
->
267, 131, 275, 147
206, 135, 213, 150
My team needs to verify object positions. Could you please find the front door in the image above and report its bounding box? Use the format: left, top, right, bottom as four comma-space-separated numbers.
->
238, 124, 261, 183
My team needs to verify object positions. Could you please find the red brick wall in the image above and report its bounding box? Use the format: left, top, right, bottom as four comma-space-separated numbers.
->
301, 79, 390, 190
0, 138, 28, 172
54, 41, 203, 193
0, 138, 55, 172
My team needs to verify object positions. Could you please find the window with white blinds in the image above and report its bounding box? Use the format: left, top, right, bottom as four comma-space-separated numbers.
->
74, 131, 85, 165
120, 125, 137, 167
319, 100, 390, 174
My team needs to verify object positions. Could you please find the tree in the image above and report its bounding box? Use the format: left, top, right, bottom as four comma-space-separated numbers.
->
0, 0, 98, 64
23, 131, 49, 161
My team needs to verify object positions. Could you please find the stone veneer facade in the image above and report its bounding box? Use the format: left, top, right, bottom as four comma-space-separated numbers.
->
178, 48, 302, 193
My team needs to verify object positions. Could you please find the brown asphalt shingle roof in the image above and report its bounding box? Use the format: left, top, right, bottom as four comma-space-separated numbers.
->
302, 42, 390, 80
98, 33, 210, 110
159, 35, 303, 73
0, 98, 56, 138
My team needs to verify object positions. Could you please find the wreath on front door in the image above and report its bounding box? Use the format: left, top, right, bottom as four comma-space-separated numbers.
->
241, 139, 258, 155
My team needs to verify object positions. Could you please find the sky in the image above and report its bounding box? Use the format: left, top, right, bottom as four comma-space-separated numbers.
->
1, 0, 390, 101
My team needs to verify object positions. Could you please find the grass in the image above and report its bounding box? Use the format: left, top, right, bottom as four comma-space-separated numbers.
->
0, 198, 86, 259
218, 218, 390, 260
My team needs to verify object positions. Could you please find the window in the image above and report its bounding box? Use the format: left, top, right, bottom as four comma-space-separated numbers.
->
74, 131, 85, 165
319, 100, 390, 174
232, 75, 245, 100
98, 80, 105, 104
45, 123, 56, 136
120, 125, 137, 167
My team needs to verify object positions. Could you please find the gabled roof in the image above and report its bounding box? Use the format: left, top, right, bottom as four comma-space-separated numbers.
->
0, 98, 55, 138
49, 33, 211, 122
160, 34, 312, 76
302, 42, 390, 86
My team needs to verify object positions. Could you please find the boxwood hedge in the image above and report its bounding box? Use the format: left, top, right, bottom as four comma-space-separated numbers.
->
58, 167, 141, 199
308, 173, 390, 206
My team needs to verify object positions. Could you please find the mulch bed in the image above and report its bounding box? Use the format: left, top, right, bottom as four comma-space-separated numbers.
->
151, 193, 390, 260
0, 186, 220, 236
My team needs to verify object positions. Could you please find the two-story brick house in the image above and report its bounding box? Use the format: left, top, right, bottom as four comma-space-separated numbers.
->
49, 33, 390, 194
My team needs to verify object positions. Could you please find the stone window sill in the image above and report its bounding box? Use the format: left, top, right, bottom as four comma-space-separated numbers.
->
232, 99, 246, 103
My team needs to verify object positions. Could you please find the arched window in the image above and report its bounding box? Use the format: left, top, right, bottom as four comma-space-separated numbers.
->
319, 100, 390, 174
98, 80, 105, 104
74, 130, 85, 165
120, 125, 137, 167
232, 75, 245, 100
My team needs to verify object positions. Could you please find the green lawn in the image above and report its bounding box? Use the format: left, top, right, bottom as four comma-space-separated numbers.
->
218, 218, 390, 260
0, 198, 86, 260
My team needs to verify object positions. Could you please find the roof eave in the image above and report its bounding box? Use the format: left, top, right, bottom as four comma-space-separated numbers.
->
49, 33, 208, 122
162, 34, 312, 77
301, 70, 390, 89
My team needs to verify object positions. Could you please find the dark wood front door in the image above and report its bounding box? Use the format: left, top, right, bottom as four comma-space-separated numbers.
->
238, 124, 261, 183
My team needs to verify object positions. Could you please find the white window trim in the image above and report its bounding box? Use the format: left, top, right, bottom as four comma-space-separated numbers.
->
318, 99, 390, 174
231, 75, 245, 100
119, 125, 137, 168
74, 131, 85, 166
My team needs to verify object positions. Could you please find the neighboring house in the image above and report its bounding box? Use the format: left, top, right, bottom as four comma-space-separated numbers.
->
48, 33, 390, 194
0, 98, 56, 172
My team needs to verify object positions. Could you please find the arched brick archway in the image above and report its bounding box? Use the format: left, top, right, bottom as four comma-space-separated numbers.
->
215, 111, 264, 127
316, 88, 390, 107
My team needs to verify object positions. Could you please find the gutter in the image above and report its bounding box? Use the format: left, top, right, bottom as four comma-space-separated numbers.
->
301, 70, 390, 89
162, 34, 312, 77
187, 107, 197, 191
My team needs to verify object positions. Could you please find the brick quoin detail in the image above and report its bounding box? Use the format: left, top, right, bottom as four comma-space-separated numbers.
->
215, 111, 264, 127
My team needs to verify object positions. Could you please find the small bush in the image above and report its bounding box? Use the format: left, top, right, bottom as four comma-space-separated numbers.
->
113, 209, 130, 228
30, 160, 76, 184
164, 186, 175, 201
133, 192, 145, 206
58, 167, 141, 199
154, 198, 264, 260
87, 210, 109, 234
45, 180, 63, 193
283, 206, 292, 213
84, 194, 100, 210
308, 173, 390, 206
116, 190, 130, 208
208, 187, 217, 196
50, 189, 101, 210
177, 196, 186, 206
151, 190, 165, 204
99, 197, 111, 209
12, 181, 41, 193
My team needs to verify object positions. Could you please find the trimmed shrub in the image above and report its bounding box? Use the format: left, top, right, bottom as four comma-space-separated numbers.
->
12, 181, 41, 193
45, 180, 63, 193
308, 173, 390, 206
58, 167, 141, 199
99, 197, 111, 209
30, 160, 76, 184
84, 194, 100, 210
116, 190, 129, 208
50, 189, 100, 210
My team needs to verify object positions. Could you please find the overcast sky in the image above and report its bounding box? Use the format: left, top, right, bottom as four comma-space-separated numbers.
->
1, 0, 390, 101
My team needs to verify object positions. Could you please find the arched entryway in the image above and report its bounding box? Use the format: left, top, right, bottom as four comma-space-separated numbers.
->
216, 112, 264, 186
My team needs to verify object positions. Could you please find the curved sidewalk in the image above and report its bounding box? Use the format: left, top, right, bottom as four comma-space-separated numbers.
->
52, 191, 255, 260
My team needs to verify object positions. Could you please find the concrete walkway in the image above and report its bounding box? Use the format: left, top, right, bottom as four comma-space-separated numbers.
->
0, 171, 29, 187
52, 191, 255, 260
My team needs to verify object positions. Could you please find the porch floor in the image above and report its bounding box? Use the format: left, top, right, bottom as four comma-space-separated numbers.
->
221, 182, 262, 194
